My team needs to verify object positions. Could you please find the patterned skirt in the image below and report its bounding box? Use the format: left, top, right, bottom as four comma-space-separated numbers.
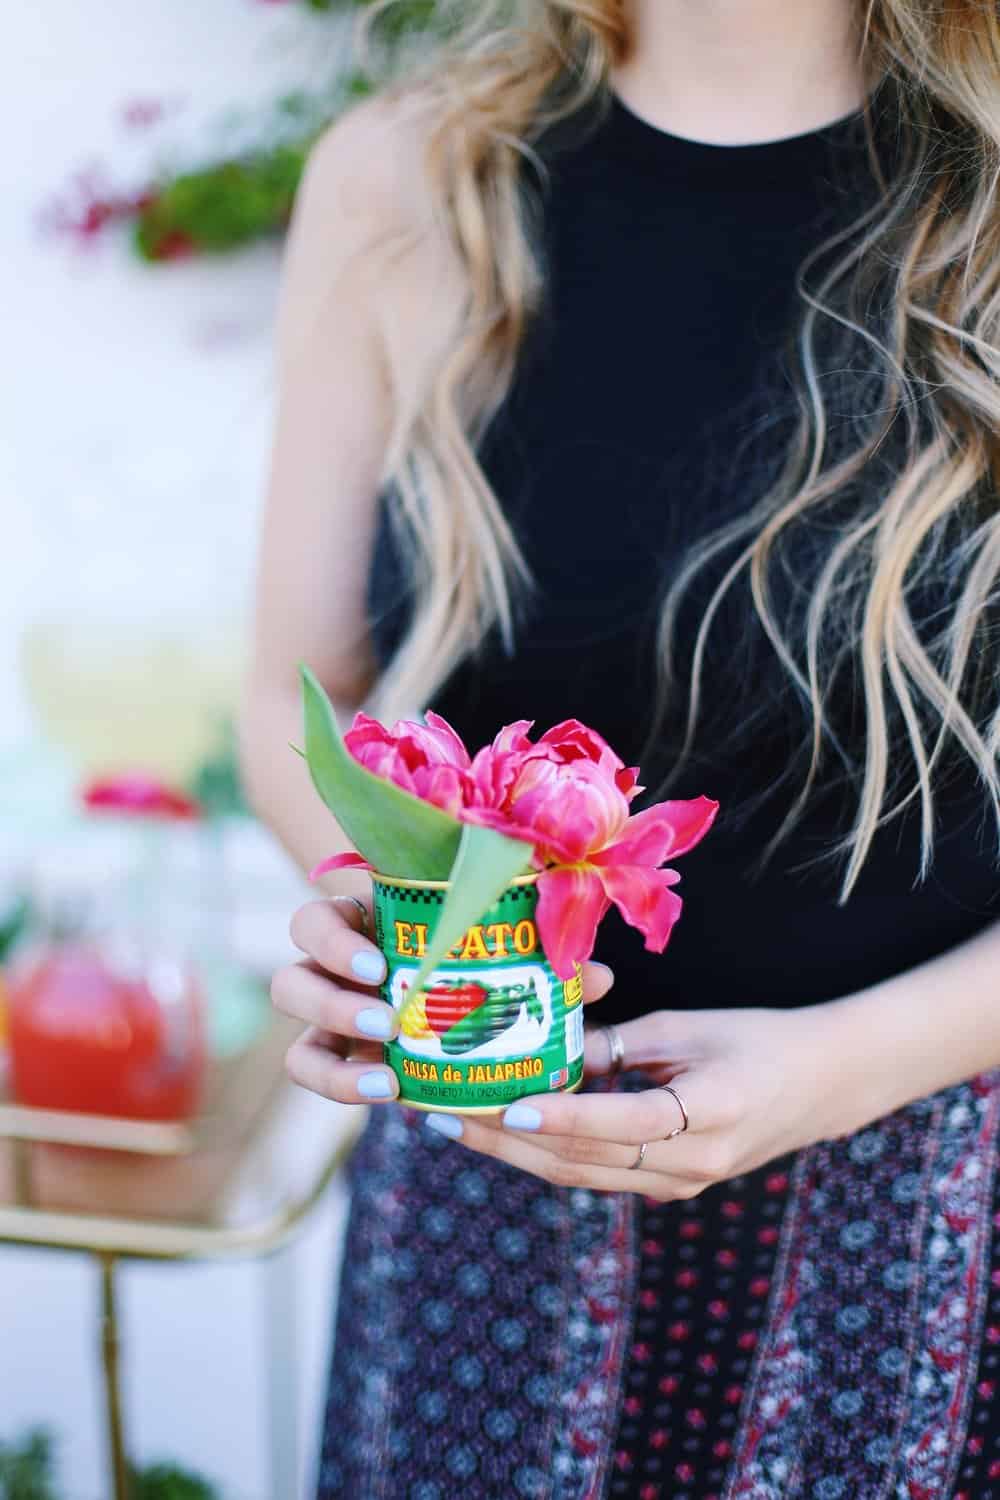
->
316, 1071, 1000, 1500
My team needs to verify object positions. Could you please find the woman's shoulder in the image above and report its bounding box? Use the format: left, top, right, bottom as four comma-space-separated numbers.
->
280, 89, 462, 381
298, 90, 439, 235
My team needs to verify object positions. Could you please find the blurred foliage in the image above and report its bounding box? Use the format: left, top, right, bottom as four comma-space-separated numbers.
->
129, 0, 440, 259
134, 141, 310, 260
0, 894, 28, 963
187, 719, 250, 820
0, 1430, 58, 1500
127, 1462, 218, 1500
0, 1431, 219, 1500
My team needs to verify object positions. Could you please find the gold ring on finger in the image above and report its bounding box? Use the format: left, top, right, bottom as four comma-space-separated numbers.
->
628, 1141, 648, 1170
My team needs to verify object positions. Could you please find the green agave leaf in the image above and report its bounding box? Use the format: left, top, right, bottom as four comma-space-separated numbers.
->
300, 665, 463, 879
405, 821, 535, 997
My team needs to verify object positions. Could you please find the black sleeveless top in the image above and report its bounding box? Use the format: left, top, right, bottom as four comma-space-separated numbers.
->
367, 92, 1000, 1024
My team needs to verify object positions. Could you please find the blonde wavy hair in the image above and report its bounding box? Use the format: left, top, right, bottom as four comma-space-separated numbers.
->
362, 0, 1000, 899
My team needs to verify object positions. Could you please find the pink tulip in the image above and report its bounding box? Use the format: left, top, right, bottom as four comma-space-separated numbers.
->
344, 710, 479, 819
469, 717, 642, 808
535, 719, 643, 803
315, 711, 719, 980
463, 733, 718, 977
559, 795, 718, 975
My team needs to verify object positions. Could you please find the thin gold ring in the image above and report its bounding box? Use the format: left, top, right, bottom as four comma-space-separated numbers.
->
602, 1025, 625, 1078
628, 1141, 648, 1170
660, 1083, 689, 1140
334, 893, 371, 937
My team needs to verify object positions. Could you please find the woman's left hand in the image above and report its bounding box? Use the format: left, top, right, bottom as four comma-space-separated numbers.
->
425, 1003, 890, 1199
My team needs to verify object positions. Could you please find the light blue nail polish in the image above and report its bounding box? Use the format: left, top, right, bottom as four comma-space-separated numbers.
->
503, 1102, 543, 1131
425, 1113, 464, 1140
357, 1071, 394, 1099
355, 1007, 394, 1040
351, 949, 386, 984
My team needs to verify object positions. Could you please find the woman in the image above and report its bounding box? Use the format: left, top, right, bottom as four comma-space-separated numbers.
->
239, 1, 1000, 1495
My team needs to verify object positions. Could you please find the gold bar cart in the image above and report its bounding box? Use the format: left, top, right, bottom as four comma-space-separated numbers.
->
0, 1016, 365, 1500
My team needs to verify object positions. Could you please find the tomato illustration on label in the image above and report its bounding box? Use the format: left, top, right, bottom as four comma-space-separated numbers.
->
422, 980, 490, 1037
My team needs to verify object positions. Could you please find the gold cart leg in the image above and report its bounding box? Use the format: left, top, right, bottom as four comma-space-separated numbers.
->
98, 1253, 130, 1500
11, 1138, 32, 1206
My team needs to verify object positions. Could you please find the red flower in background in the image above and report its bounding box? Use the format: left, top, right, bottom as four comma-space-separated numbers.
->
82, 774, 201, 821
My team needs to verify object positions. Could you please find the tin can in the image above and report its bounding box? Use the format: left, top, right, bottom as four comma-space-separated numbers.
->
371, 872, 585, 1113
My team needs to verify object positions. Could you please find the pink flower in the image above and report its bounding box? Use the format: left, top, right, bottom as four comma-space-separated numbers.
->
82, 774, 201, 821
344, 710, 479, 819
469, 717, 641, 811
532, 793, 717, 978
312, 710, 718, 980
463, 720, 717, 977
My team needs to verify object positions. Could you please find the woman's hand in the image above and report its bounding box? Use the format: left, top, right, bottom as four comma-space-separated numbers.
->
273, 894, 400, 1103
425, 1003, 891, 1199
273, 894, 618, 1105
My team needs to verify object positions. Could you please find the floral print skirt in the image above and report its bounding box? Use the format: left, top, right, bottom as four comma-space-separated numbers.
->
317, 1071, 1000, 1500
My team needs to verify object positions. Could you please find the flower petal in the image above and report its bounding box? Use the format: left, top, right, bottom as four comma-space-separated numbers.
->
592, 795, 719, 868
469, 721, 537, 804
618, 767, 643, 801
309, 852, 373, 882
536, 866, 610, 979
459, 806, 551, 862
513, 758, 630, 859
420, 711, 473, 768
490, 719, 536, 756
82, 775, 201, 820
411, 763, 477, 818
595, 863, 684, 954
537, 719, 638, 790
343, 712, 393, 754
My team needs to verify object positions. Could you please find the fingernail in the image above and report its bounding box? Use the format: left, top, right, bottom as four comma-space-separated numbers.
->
355, 1007, 394, 1040
351, 949, 386, 984
425, 1113, 463, 1140
503, 1103, 543, 1131
357, 1071, 395, 1099
592, 962, 614, 982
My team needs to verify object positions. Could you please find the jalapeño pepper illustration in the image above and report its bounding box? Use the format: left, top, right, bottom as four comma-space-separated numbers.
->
438, 979, 542, 1056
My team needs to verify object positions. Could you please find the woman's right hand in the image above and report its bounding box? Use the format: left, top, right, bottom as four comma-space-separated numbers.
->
273, 893, 402, 1104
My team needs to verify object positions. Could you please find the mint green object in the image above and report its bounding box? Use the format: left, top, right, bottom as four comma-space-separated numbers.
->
201, 959, 270, 1059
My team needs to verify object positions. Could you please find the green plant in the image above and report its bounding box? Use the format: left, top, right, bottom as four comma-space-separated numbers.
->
187, 719, 250, 821
0, 1430, 58, 1500
0, 893, 28, 963
0, 1431, 220, 1500
127, 1461, 218, 1500
54, 0, 444, 260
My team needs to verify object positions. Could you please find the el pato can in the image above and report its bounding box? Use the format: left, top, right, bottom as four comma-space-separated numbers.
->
371, 873, 585, 1113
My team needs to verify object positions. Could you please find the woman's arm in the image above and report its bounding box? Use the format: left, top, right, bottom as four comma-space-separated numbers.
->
239, 105, 401, 890
239, 100, 510, 1109
421, 913, 1000, 1193
814, 909, 1000, 1128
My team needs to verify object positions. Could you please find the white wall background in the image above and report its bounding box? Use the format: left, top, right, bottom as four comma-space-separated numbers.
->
1, 5, 357, 1496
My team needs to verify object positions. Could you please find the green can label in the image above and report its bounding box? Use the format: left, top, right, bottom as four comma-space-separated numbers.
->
372, 876, 585, 1113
